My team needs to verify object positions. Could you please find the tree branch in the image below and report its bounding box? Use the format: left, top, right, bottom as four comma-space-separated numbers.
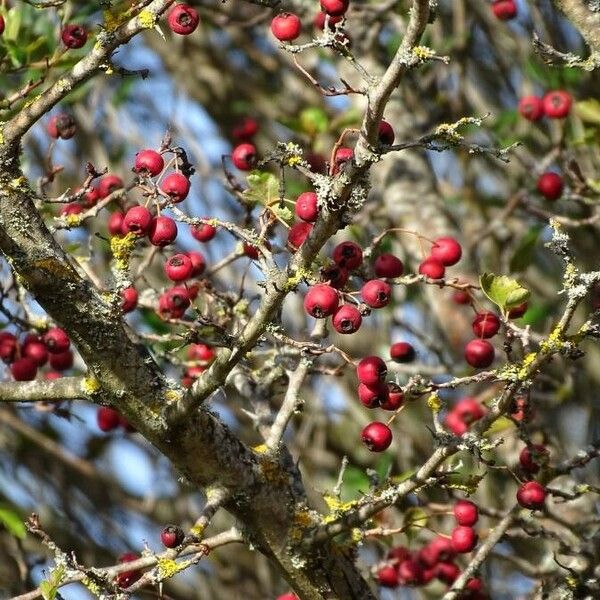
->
0, 376, 86, 402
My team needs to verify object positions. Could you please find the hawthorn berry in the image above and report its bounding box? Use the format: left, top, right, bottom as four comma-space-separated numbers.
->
116, 552, 142, 588
374, 253, 403, 278
187, 344, 215, 362
187, 250, 206, 277
161, 525, 185, 548
232, 143, 257, 170
516, 481, 546, 509
271, 13, 302, 42
491, 0, 517, 20
361, 279, 391, 308
378, 120, 395, 145
356, 356, 387, 386
320, 0, 349, 17
361, 421, 392, 452
165, 254, 194, 282
161, 172, 191, 203
182, 365, 205, 387
159, 287, 190, 319
11, 357, 38, 381
97, 407, 120, 432
452, 290, 471, 304
61, 24, 88, 49
0, 332, 18, 363
390, 342, 415, 363
380, 383, 404, 411
508, 302, 528, 318
332, 304, 362, 334
149, 216, 178, 246
0, 16, 4, 36
397, 558, 424, 585
423, 536, 456, 565
472, 312, 500, 338
47, 114, 76, 140
358, 382, 388, 408
121, 287, 138, 313
43, 327, 70, 354
108, 211, 125, 236
542, 90, 572, 119
451, 525, 478, 553
123, 206, 152, 235
332, 241, 363, 270
275, 594, 299, 600
537, 172, 563, 201
518, 96, 544, 121
519, 444, 549, 474
287, 222, 313, 251
464, 339, 494, 368
22, 335, 48, 366
232, 117, 259, 141
167, 4, 200, 35
332, 146, 353, 173
191, 221, 217, 242
454, 397, 486, 424
134, 149, 164, 176
60, 203, 82, 217
295, 191, 319, 222
81, 186, 99, 208
98, 174, 123, 199
304, 284, 339, 318
320, 264, 349, 289
510, 396, 533, 422
454, 499, 479, 526
377, 565, 399, 587
419, 257, 445, 279
49, 350, 73, 371
431, 236, 462, 266
313, 12, 343, 30
243, 242, 260, 260
436, 561, 460, 585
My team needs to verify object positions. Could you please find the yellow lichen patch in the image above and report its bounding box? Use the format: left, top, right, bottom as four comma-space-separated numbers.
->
412, 46, 435, 60
138, 9, 157, 29
253, 443, 268, 454
156, 557, 191, 580
110, 232, 137, 271
32, 257, 76, 280
287, 155, 302, 166
190, 523, 205, 537
351, 528, 363, 544
81, 377, 101, 395
427, 393, 441, 413
165, 389, 182, 403
65, 214, 82, 228
258, 456, 288, 485
81, 577, 101, 596
321, 495, 358, 524
9, 176, 26, 190
517, 351, 538, 378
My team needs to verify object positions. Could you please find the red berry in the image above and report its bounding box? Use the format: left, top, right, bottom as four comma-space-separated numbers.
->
332, 304, 362, 334
108, 211, 125, 236
454, 397, 486, 424
390, 342, 415, 363
374, 253, 403, 278
159, 287, 190, 319
295, 192, 319, 222
332, 241, 363, 270
320, 0, 349, 17
116, 552, 142, 588
81, 186, 99, 208
243, 242, 260, 260
304, 284, 339, 318
454, 499, 479, 526
22, 336, 48, 367
187, 344, 215, 362
97, 407, 120, 432
149, 216, 177, 246
49, 350, 73, 371
61, 24, 88, 49
167, 4, 200, 35
491, 0, 517, 20
378, 120, 394, 145
191, 221, 217, 242
431, 237, 462, 266
332, 146, 353, 173
519, 444, 549, 474
43, 327, 70, 354
161, 172, 191, 203
313, 12, 343, 30
464, 339, 494, 368
472, 312, 501, 338
0, 332, 18, 363
508, 302, 528, 318
287, 222, 313, 251
123, 205, 152, 234
276, 595, 299, 600
361, 421, 392, 452
47, 114, 76, 140
537, 172, 563, 201
165, 254, 193, 282
542, 90, 572, 119
320, 264, 349, 289
0, 16, 4, 36
11, 357, 38, 381
232, 143, 257, 170
451, 526, 478, 553
98, 174, 123, 198
45, 371, 62, 380
232, 117, 259, 141
518, 96, 544, 121
422, 536, 456, 565
361, 279, 392, 308
160, 525, 185, 548
134, 149, 164, 177
60, 203, 82, 217
452, 290, 471, 305
377, 565, 399, 588
356, 355, 387, 386
358, 382, 388, 408
182, 365, 205, 387
187, 250, 206, 277
271, 13, 302, 41
380, 383, 404, 411
121, 287, 138, 313
516, 481, 546, 509
435, 561, 460, 585
397, 558, 424, 585
419, 257, 445, 279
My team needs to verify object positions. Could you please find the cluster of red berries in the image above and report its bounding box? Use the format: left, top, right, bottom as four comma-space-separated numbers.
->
514, 443, 549, 509
464, 310, 501, 369
444, 397, 486, 436
376, 533, 487, 598
0, 327, 72, 381
491, 0, 517, 20
181, 343, 216, 388
518, 90, 572, 122
59, 172, 124, 218
418, 235, 462, 280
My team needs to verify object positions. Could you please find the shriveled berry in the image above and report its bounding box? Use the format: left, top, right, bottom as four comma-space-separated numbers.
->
47, 114, 76, 140
61, 24, 88, 49
161, 525, 185, 548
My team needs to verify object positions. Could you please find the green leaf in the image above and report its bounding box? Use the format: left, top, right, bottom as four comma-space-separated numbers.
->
39, 564, 65, 600
575, 99, 600, 126
271, 203, 294, 225
0, 505, 25, 539
139, 307, 170, 335
375, 453, 393, 480
299, 107, 328, 136
509, 226, 542, 273
243, 171, 280, 207
341, 466, 370, 501
480, 273, 530, 310
403, 507, 427, 541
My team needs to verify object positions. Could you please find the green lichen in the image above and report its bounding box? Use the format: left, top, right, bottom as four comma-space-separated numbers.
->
110, 232, 137, 271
